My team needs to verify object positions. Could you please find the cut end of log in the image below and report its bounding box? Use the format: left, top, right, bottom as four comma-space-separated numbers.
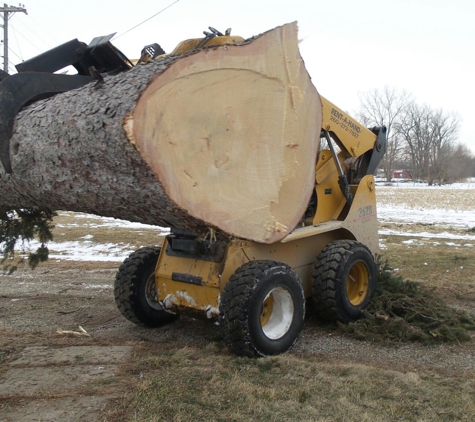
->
131, 22, 322, 243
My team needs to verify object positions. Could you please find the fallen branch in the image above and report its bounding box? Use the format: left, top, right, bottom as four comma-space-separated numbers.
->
56, 325, 90, 337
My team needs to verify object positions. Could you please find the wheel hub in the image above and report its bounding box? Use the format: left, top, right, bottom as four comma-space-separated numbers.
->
346, 261, 369, 306
145, 274, 164, 310
260, 287, 294, 340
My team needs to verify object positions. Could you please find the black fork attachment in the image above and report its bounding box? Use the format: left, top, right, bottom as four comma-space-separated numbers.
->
0, 33, 132, 174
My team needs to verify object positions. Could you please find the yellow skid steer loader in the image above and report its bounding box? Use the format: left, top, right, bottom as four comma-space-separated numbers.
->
112, 28, 387, 357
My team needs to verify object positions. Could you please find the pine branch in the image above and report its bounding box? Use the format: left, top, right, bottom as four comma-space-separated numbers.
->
0, 208, 56, 272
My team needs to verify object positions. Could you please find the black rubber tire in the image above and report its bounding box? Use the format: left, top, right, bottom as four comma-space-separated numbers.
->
114, 246, 178, 327
219, 260, 305, 358
311, 240, 377, 324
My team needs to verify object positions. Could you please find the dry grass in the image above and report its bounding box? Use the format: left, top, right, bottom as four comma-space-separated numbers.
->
105, 344, 475, 422
380, 242, 475, 300
380, 221, 474, 237
376, 186, 474, 212
51, 212, 166, 249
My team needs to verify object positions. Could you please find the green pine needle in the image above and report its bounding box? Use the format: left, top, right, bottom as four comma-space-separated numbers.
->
1, 208, 56, 272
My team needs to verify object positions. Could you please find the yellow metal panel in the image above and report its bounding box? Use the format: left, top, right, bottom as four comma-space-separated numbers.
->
218, 240, 250, 288
281, 221, 344, 243
315, 149, 331, 171
154, 239, 248, 316
342, 175, 379, 255
314, 174, 346, 224
155, 239, 226, 288
242, 233, 344, 297
154, 238, 223, 313
320, 96, 376, 158
314, 150, 347, 224
158, 279, 221, 319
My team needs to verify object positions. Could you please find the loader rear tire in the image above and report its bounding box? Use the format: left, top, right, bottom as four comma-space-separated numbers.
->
311, 240, 376, 324
114, 246, 178, 327
219, 260, 305, 358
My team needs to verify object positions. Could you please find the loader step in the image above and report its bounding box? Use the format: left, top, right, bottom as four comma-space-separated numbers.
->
281, 221, 344, 243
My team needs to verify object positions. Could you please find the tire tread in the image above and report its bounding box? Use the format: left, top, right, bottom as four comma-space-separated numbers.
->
312, 240, 375, 323
219, 260, 303, 357
114, 246, 176, 327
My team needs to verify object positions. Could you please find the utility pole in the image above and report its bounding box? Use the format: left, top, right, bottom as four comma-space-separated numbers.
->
0, 3, 27, 73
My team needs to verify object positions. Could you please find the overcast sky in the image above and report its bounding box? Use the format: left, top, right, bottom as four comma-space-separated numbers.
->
6, 0, 475, 152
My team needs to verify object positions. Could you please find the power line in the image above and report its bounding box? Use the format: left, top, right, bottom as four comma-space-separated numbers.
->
7, 61, 15, 73
10, 24, 23, 61
14, 14, 56, 51
8, 46, 22, 62
113, 0, 180, 41
17, 13, 59, 45
7, 25, 42, 55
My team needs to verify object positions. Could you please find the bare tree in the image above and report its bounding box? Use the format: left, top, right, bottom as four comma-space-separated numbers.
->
429, 109, 459, 183
357, 86, 412, 181
398, 104, 432, 180
446, 143, 474, 182
398, 104, 459, 183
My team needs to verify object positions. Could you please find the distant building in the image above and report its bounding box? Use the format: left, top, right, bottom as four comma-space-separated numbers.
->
392, 170, 412, 180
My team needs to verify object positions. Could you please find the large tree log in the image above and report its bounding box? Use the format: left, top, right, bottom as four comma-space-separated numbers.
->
0, 22, 322, 244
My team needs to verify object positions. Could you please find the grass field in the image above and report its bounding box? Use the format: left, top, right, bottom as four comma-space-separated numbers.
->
106, 344, 475, 422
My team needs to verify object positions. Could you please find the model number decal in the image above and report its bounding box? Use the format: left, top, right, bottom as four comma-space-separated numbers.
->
359, 205, 373, 218
330, 108, 361, 139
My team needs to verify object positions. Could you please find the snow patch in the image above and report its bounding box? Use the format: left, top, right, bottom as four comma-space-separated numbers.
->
15, 239, 136, 262
162, 294, 177, 309
84, 284, 112, 290
175, 290, 197, 306
378, 205, 475, 229
58, 212, 170, 231
379, 229, 475, 242
203, 306, 219, 319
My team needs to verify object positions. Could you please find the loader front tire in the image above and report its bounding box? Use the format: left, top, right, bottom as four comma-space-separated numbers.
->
219, 260, 305, 358
311, 240, 376, 324
114, 246, 178, 327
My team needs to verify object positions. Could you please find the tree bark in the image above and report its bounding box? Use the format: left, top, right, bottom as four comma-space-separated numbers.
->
0, 22, 322, 244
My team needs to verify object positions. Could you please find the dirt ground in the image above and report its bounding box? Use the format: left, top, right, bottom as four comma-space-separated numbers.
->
1, 257, 474, 421
0, 260, 233, 421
